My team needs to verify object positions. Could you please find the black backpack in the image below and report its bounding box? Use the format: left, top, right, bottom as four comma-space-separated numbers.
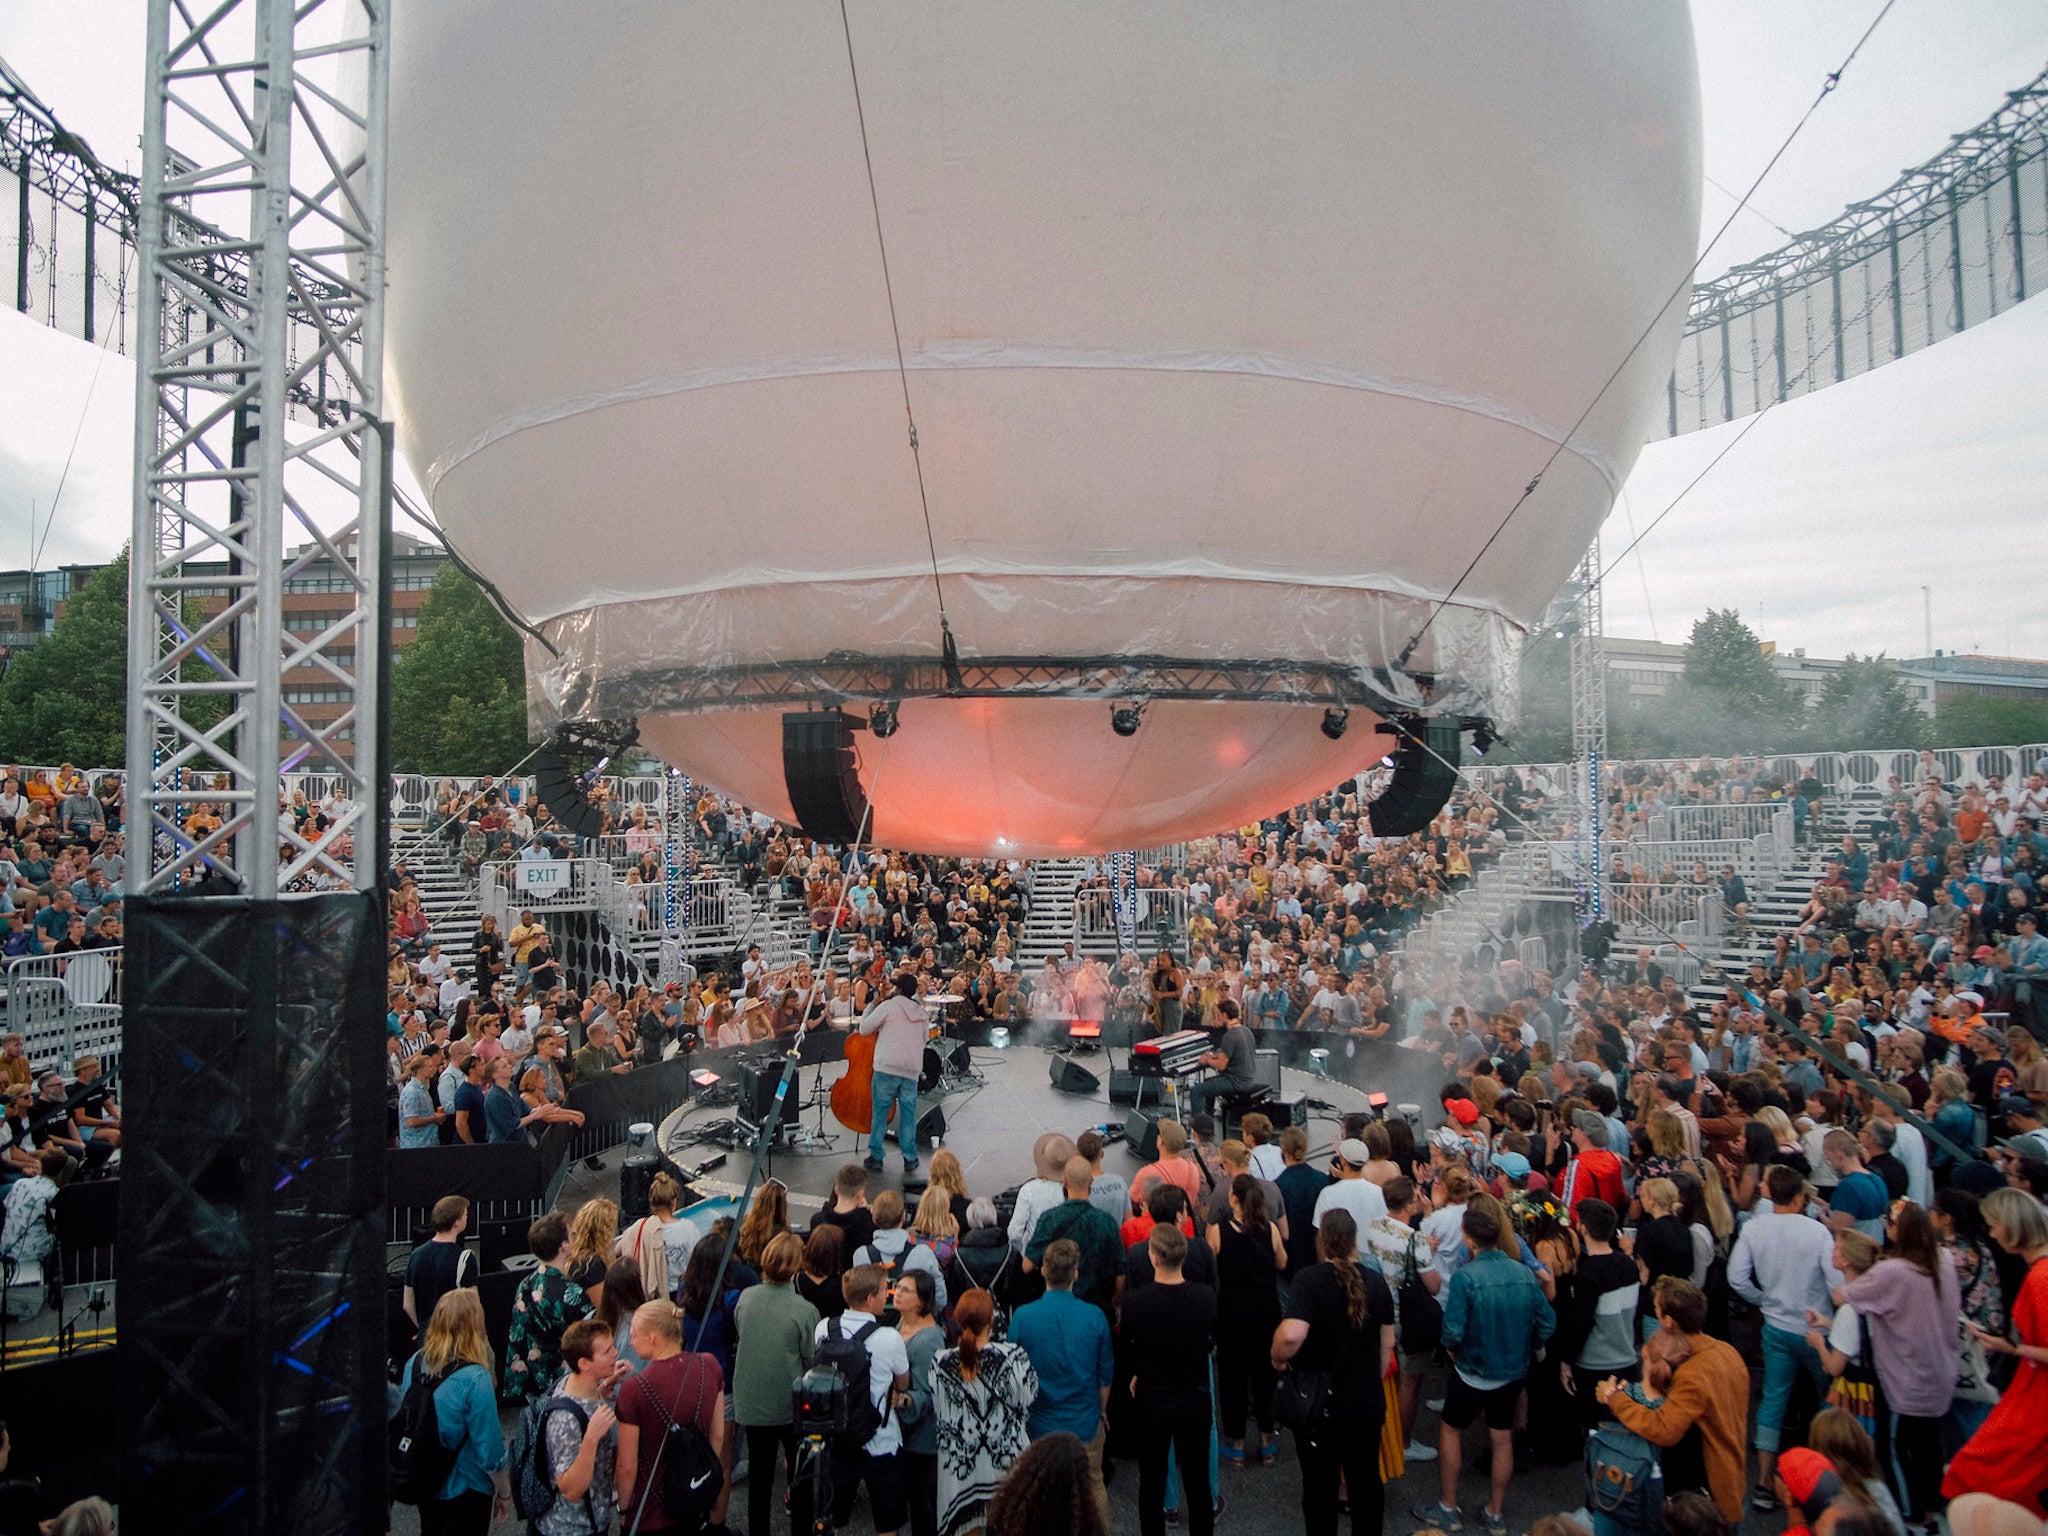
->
814, 1313, 891, 1449
627, 1359, 725, 1535
388, 1360, 460, 1506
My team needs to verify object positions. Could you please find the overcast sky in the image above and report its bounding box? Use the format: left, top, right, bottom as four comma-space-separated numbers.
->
3, 0, 2046, 660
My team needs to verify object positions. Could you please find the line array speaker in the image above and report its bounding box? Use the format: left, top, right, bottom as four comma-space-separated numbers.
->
1365, 718, 1463, 837
782, 711, 871, 844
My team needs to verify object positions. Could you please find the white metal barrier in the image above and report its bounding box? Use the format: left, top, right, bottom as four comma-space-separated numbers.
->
1073, 886, 1190, 945
1, 949, 123, 1069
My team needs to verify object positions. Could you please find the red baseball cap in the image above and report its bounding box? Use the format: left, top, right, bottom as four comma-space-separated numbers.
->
1449, 1099, 1479, 1127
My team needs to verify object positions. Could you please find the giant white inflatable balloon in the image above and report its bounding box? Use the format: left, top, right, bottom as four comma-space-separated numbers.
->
383, 2, 1700, 856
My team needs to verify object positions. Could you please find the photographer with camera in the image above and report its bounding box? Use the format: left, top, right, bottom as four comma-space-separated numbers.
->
812, 1264, 911, 1536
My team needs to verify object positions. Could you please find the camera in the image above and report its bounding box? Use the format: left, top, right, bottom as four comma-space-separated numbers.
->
793, 1367, 850, 1437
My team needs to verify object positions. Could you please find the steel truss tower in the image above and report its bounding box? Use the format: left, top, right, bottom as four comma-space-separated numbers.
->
1565, 541, 1606, 935
119, 2, 391, 1529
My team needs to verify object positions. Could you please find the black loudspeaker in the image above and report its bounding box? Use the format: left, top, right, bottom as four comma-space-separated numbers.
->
783, 710, 871, 844
1124, 1108, 1163, 1162
478, 1217, 529, 1275
1107, 1069, 1146, 1105
619, 1155, 661, 1221
1270, 1091, 1308, 1128
915, 1100, 947, 1145
1050, 1054, 1101, 1095
1366, 718, 1463, 837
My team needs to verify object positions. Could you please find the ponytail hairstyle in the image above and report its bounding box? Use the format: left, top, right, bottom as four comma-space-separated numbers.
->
1315, 1208, 1369, 1327
1230, 1173, 1270, 1249
953, 1288, 996, 1381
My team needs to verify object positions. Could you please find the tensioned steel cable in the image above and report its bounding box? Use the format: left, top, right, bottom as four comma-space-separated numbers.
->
1394, 0, 1901, 671
838, 0, 959, 676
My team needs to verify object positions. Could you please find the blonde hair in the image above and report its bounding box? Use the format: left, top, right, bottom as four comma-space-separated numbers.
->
1755, 1105, 1797, 1146
1218, 1138, 1250, 1171
928, 1148, 969, 1200
647, 1172, 681, 1215
633, 1298, 684, 1345
1638, 1178, 1680, 1217
566, 1197, 618, 1273
738, 1180, 789, 1267
1928, 1065, 1969, 1109
1436, 1164, 1476, 1206
911, 1185, 958, 1240
422, 1287, 494, 1379
1833, 1228, 1879, 1275
1645, 1107, 1687, 1161
761, 1231, 805, 1285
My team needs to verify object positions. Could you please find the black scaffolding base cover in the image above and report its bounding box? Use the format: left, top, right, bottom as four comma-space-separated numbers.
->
118, 894, 388, 1534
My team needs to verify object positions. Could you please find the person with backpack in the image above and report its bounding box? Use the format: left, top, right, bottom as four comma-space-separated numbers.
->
615, 1300, 726, 1536
1594, 1278, 1750, 1528
1270, 1208, 1397, 1536
514, 1318, 627, 1536
1023, 1157, 1125, 1324
392, 1288, 509, 1535
814, 1264, 912, 1536
1008, 1239, 1115, 1527
855, 1189, 949, 1315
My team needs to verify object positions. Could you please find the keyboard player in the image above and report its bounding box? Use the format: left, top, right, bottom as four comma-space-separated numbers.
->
1189, 998, 1260, 1113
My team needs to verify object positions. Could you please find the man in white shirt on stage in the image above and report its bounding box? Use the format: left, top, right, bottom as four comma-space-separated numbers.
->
861, 971, 930, 1174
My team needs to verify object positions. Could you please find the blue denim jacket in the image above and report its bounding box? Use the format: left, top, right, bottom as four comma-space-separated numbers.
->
1440, 1248, 1555, 1384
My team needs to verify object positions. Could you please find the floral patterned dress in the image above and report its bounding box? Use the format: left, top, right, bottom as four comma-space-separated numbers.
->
933, 1341, 1038, 1536
504, 1264, 590, 1403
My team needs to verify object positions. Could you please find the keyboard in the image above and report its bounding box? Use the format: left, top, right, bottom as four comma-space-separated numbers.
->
1130, 1028, 1210, 1078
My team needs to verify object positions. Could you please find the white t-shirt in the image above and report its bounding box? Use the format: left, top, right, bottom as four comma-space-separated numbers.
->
1312, 1177, 1389, 1233
1828, 1302, 1864, 1361
815, 1311, 910, 1455
1247, 1143, 1284, 1182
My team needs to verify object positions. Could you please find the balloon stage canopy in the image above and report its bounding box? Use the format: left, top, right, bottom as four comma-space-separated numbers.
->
383, 3, 1701, 857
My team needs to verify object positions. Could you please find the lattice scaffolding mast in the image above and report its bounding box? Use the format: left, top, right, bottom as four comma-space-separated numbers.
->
1567, 540, 1606, 929
118, 3, 394, 1530
124, 0, 390, 897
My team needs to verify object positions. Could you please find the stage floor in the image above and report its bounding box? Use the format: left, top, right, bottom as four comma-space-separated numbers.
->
656, 1032, 1448, 1215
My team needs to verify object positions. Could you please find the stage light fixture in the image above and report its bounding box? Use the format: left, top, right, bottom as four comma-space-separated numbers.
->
1321, 707, 1349, 740
1110, 702, 1145, 737
870, 700, 900, 738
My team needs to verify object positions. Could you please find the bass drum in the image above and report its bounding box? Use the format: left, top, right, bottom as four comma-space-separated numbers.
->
919, 1046, 945, 1094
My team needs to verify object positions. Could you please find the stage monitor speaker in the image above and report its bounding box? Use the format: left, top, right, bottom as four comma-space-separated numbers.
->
478, 1217, 529, 1275
783, 710, 871, 845
1124, 1107, 1163, 1162
1270, 1091, 1308, 1128
915, 1100, 947, 1146
1254, 1048, 1282, 1092
1049, 1054, 1101, 1095
1107, 1068, 1147, 1105
1365, 718, 1462, 837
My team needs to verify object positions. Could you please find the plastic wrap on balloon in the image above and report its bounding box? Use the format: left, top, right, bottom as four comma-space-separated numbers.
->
386, 1, 1701, 855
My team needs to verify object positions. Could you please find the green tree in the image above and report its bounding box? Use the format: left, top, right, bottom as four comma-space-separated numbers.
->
0, 554, 133, 764
1806, 654, 1932, 751
1934, 693, 2048, 749
389, 562, 530, 774
0, 550, 281, 769
1682, 609, 1792, 716
1503, 626, 1573, 764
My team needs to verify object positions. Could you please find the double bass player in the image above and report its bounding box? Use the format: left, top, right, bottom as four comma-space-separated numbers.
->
860, 972, 929, 1174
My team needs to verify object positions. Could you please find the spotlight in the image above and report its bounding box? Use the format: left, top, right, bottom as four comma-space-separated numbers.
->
1321, 707, 1350, 741
1472, 721, 1497, 756
870, 700, 900, 738
1110, 702, 1145, 738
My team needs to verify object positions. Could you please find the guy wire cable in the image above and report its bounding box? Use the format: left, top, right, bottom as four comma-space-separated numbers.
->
838, 0, 960, 682
1395, 0, 1900, 671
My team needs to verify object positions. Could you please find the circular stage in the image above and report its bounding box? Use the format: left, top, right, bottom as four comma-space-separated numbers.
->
656, 1030, 1457, 1216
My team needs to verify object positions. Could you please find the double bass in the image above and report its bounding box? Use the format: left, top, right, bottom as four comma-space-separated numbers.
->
831, 1029, 879, 1134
